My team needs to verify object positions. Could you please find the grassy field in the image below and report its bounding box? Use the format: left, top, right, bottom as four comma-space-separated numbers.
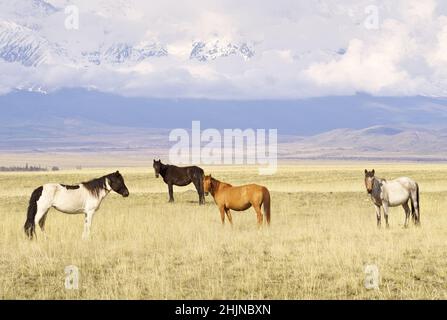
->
0, 163, 446, 299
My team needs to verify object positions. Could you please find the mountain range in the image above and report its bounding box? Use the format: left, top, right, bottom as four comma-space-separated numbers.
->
1, 89, 447, 161
0, 16, 254, 68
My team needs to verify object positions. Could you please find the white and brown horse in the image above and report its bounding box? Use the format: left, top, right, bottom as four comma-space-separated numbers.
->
364, 169, 420, 228
24, 171, 129, 240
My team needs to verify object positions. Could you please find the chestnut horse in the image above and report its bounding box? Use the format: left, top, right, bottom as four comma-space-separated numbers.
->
203, 175, 271, 227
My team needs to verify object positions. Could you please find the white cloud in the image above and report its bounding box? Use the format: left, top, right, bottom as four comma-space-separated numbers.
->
305, 20, 413, 95
1, 0, 447, 98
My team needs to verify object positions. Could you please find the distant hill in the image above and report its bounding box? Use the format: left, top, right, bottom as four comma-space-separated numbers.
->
1, 89, 447, 161
1, 88, 447, 134
280, 126, 447, 161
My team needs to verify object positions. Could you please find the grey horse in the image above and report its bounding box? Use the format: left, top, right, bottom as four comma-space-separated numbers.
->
364, 169, 420, 228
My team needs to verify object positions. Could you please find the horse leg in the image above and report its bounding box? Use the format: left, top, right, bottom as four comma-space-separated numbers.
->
168, 183, 174, 203
82, 211, 95, 240
38, 210, 49, 239
192, 179, 204, 205
402, 202, 410, 228
375, 205, 381, 228
253, 205, 263, 228
382, 203, 390, 228
410, 185, 420, 226
225, 209, 233, 226
200, 183, 206, 205
219, 206, 226, 225
34, 206, 50, 240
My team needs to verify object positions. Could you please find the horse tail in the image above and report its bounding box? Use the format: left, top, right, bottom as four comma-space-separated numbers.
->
199, 168, 205, 204
24, 186, 43, 240
199, 169, 205, 191
415, 183, 420, 224
262, 187, 271, 225
410, 182, 420, 225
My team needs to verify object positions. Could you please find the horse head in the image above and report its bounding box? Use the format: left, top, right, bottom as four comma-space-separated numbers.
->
364, 169, 375, 194
203, 174, 213, 196
108, 171, 129, 197
153, 159, 162, 178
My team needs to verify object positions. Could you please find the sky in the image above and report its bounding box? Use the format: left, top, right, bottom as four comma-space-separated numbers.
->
1, 0, 447, 99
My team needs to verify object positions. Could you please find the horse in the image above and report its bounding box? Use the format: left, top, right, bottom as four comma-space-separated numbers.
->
24, 171, 129, 240
364, 169, 420, 228
153, 159, 205, 205
203, 175, 271, 227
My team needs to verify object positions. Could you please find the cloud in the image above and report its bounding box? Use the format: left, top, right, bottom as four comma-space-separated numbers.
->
1, 0, 447, 98
305, 21, 413, 95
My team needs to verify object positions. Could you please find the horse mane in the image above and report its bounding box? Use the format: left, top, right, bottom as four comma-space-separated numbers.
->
159, 162, 169, 177
211, 177, 232, 191
60, 184, 80, 190
82, 175, 108, 197
371, 177, 383, 196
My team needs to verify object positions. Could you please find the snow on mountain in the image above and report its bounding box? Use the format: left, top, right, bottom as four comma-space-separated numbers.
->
100, 42, 168, 65
0, 19, 168, 68
0, 21, 252, 68
80, 42, 168, 66
0, 21, 52, 66
0, 0, 59, 21
0, 2, 254, 70
0, 1, 169, 68
190, 40, 255, 62
26, 0, 59, 16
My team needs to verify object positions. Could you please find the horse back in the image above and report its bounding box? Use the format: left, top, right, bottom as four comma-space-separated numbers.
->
165, 165, 204, 185
33, 183, 69, 208
386, 177, 417, 191
383, 177, 416, 206
186, 165, 204, 178
222, 184, 266, 205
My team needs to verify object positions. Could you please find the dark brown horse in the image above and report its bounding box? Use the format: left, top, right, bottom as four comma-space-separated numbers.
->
203, 175, 271, 227
153, 159, 205, 204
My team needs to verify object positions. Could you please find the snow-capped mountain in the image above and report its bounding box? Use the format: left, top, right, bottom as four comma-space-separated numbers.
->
0, 1, 169, 68
0, 2, 256, 70
0, 20, 168, 67
82, 43, 168, 66
0, 18, 254, 68
0, 21, 53, 67
0, 0, 59, 21
190, 40, 255, 62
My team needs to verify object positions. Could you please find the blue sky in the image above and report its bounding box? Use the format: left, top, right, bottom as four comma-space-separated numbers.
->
1, 0, 447, 99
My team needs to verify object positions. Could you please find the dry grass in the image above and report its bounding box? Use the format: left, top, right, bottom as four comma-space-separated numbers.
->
0, 163, 446, 299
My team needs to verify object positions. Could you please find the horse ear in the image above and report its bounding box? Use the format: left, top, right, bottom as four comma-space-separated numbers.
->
364, 169, 368, 174
372, 169, 375, 175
